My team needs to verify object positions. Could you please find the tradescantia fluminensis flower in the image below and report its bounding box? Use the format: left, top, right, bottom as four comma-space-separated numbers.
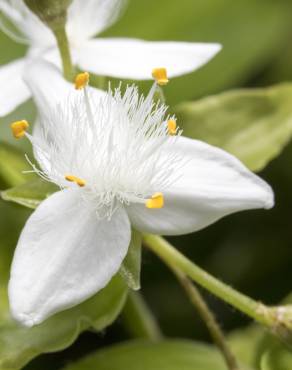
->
8, 60, 274, 327
0, 0, 221, 116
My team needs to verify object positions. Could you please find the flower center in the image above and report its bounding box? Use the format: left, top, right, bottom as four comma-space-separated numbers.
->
11, 70, 182, 218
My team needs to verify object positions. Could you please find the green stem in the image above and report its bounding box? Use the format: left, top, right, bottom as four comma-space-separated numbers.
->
121, 291, 163, 341
173, 268, 239, 370
143, 234, 292, 346
88, 73, 107, 90
53, 26, 74, 80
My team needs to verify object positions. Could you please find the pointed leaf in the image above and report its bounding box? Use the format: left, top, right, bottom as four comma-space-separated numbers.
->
175, 83, 292, 171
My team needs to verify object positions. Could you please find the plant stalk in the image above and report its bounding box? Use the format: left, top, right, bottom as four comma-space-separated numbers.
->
53, 26, 74, 80
173, 267, 239, 370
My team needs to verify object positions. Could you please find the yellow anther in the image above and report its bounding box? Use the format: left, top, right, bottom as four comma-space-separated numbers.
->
167, 119, 177, 135
75, 72, 89, 90
65, 174, 86, 187
11, 120, 29, 139
152, 68, 169, 86
146, 192, 164, 209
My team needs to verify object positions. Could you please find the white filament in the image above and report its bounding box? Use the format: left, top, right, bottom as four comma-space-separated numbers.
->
28, 84, 182, 218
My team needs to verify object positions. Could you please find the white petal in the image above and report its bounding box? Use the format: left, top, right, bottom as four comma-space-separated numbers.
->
24, 60, 73, 161
24, 60, 106, 115
0, 0, 22, 23
76, 38, 221, 79
0, 58, 31, 116
23, 60, 74, 114
127, 137, 274, 235
9, 189, 131, 327
67, 0, 127, 42
0, 0, 54, 46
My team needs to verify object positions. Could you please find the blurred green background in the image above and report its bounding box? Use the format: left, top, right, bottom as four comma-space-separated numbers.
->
1, 0, 292, 369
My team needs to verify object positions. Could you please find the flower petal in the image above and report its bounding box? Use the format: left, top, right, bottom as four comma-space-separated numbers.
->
127, 136, 274, 235
0, 0, 54, 46
23, 60, 74, 113
24, 60, 106, 114
67, 0, 127, 42
0, 59, 31, 117
76, 38, 221, 79
9, 189, 131, 326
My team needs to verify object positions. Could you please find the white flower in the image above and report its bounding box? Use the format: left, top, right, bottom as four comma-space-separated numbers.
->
8, 61, 273, 327
0, 0, 221, 117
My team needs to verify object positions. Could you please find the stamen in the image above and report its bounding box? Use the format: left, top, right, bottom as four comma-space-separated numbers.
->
75, 72, 90, 90
152, 68, 169, 86
146, 192, 164, 209
167, 119, 177, 135
65, 174, 86, 187
11, 120, 29, 139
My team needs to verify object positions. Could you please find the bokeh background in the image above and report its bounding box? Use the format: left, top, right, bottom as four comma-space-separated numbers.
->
1, 0, 292, 368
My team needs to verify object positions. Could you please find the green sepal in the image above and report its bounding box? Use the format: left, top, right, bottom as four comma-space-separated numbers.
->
120, 229, 142, 290
24, 0, 73, 30
0, 142, 36, 187
1, 178, 58, 209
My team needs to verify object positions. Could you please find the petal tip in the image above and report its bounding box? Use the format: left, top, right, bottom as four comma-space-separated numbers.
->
8, 279, 44, 327
264, 187, 275, 210
10, 309, 40, 328
215, 43, 223, 51
207, 42, 222, 57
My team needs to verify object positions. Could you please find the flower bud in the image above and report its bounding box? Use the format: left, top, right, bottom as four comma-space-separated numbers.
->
23, 0, 73, 30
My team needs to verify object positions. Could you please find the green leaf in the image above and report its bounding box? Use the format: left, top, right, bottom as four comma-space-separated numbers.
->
1, 178, 58, 209
61, 340, 229, 370
0, 142, 35, 187
0, 199, 128, 370
175, 83, 292, 171
261, 346, 292, 370
120, 229, 142, 290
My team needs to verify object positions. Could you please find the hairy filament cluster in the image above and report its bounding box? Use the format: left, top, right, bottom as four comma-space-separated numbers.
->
28, 84, 182, 218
